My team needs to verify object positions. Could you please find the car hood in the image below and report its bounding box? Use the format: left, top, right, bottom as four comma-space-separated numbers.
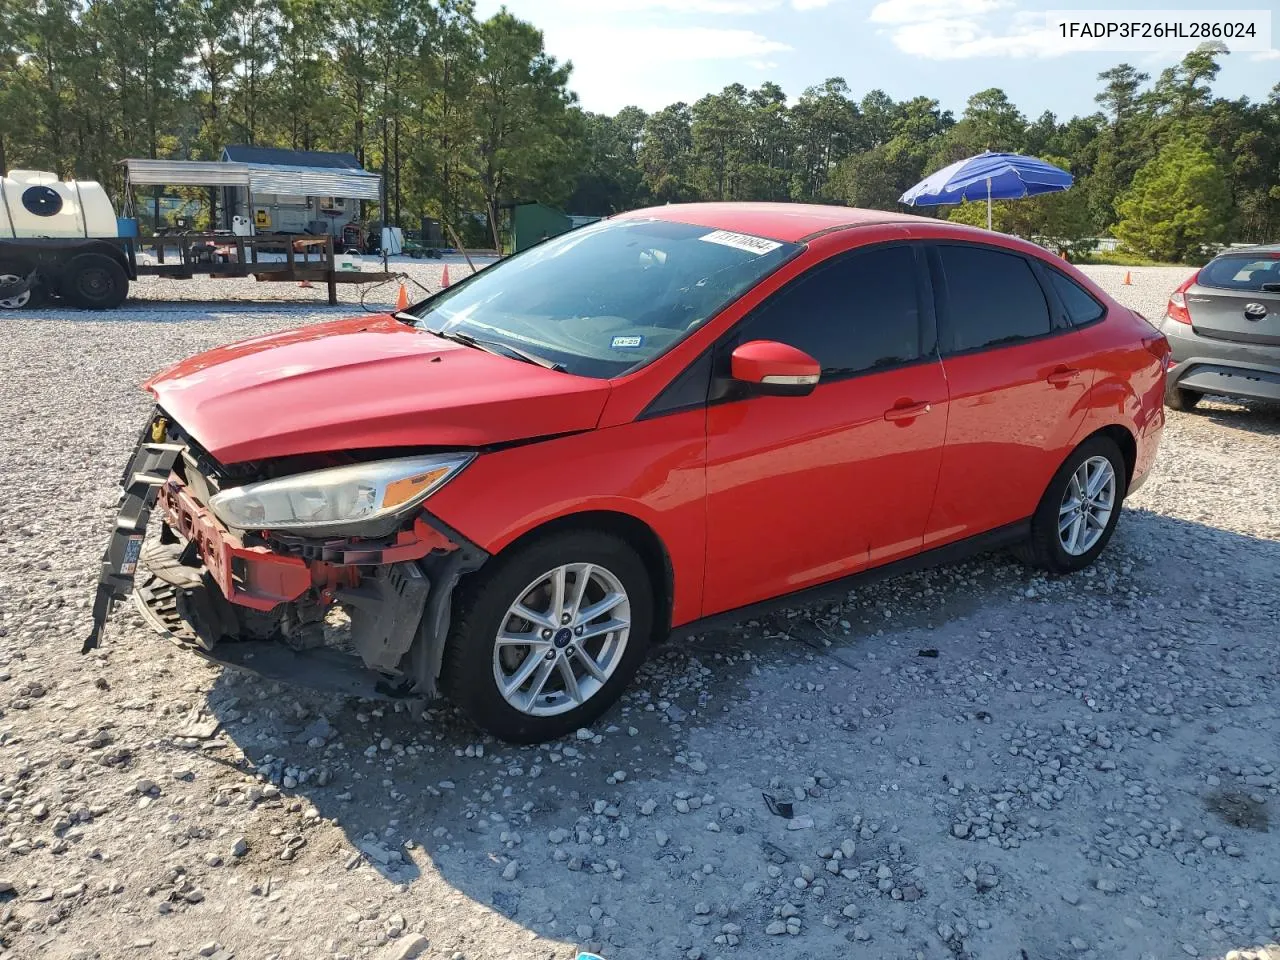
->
144, 314, 611, 463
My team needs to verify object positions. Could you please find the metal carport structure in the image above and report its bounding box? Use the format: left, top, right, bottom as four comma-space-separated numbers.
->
121, 158, 383, 203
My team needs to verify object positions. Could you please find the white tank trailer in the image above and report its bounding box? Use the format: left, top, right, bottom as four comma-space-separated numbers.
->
0, 170, 133, 309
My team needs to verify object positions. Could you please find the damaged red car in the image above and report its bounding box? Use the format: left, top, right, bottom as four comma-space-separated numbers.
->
89, 203, 1168, 743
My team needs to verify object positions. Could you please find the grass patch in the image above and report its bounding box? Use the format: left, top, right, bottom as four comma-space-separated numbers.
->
1073, 251, 1188, 267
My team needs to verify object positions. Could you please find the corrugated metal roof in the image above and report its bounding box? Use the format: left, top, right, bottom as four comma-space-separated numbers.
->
222, 145, 363, 170
243, 164, 382, 201
123, 159, 382, 201
123, 159, 249, 187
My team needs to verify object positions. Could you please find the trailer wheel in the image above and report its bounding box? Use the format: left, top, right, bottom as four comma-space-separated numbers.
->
0, 260, 36, 310
62, 253, 128, 310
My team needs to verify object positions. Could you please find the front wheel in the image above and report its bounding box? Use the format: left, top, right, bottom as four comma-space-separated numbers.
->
1015, 436, 1127, 575
441, 530, 654, 743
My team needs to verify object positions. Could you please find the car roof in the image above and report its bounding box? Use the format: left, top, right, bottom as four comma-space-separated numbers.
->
1214, 243, 1280, 257
617, 202, 938, 243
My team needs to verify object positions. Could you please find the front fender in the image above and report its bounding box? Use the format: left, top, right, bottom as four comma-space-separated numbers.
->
426, 412, 709, 626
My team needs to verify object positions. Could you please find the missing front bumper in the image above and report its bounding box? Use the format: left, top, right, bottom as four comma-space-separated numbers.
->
133, 571, 414, 700
88, 426, 490, 700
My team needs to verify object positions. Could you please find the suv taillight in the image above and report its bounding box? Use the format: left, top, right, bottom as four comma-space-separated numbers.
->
1167, 272, 1199, 324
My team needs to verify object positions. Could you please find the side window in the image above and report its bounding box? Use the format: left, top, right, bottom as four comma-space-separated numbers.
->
937, 245, 1052, 352
1046, 269, 1105, 326
735, 245, 923, 378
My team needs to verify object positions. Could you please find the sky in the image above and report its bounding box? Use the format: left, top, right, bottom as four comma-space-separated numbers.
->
473, 0, 1279, 120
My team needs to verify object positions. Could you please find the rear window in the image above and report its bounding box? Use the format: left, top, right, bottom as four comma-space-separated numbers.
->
1199, 255, 1280, 291
937, 245, 1052, 352
1046, 269, 1105, 326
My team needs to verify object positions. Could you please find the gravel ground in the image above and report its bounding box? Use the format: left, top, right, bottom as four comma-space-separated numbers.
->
1, 265, 1278, 960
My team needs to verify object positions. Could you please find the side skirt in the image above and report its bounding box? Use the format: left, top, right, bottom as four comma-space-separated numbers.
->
669, 520, 1031, 642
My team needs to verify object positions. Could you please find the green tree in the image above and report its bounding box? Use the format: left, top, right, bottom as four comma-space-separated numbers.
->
569, 109, 646, 215
1095, 64, 1148, 125
691, 84, 750, 200
410, 0, 480, 236
226, 0, 279, 145
471, 10, 575, 250
1114, 135, 1231, 262
637, 103, 694, 203
272, 0, 338, 151
790, 78, 859, 200
332, 0, 378, 165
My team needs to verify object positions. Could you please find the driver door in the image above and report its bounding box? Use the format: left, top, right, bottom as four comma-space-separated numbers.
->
701, 242, 949, 616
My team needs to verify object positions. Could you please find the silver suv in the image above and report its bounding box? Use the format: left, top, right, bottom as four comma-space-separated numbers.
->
1159, 244, 1280, 411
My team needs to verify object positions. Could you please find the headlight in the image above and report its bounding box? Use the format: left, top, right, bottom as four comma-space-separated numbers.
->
209, 454, 473, 534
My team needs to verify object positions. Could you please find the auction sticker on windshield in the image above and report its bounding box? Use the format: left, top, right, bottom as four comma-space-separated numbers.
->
699, 230, 783, 256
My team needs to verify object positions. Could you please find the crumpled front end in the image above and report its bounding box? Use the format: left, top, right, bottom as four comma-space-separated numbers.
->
87, 410, 487, 700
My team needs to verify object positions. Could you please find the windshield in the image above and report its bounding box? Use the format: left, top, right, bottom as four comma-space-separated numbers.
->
410, 217, 800, 378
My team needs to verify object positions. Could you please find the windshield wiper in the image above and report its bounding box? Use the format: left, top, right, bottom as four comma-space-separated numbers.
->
489, 341, 564, 371
406, 316, 564, 371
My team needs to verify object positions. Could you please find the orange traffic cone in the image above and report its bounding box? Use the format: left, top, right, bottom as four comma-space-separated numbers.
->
395, 283, 409, 311
440, 264, 451, 289
1123, 271, 1132, 285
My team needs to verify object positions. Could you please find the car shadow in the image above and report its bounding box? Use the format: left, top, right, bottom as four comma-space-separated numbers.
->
192, 506, 1280, 958
1190, 395, 1280, 435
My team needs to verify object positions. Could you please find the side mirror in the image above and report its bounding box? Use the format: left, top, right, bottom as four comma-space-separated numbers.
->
730, 340, 821, 397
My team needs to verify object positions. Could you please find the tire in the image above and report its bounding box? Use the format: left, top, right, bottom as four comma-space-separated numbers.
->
441, 529, 655, 744
1165, 387, 1202, 412
0, 260, 38, 310
1014, 435, 1128, 575
62, 253, 128, 310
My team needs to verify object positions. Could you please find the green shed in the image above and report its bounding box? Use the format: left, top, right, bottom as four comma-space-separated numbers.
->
507, 201, 571, 252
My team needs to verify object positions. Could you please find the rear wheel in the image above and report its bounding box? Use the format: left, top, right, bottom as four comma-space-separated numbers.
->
441, 529, 654, 743
1165, 387, 1202, 412
62, 253, 128, 310
1014, 435, 1127, 575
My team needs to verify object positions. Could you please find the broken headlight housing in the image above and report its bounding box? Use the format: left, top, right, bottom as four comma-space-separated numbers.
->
208, 453, 474, 535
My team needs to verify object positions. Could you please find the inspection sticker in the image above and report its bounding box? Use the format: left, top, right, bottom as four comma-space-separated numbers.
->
699, 230, 782, 256
611, 335, 644, 348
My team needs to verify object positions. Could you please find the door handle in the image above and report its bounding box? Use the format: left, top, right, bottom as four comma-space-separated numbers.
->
883, 401, 932, 422
1046, 365, 1080, 386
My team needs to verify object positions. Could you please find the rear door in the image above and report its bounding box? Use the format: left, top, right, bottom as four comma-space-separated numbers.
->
1186, 253, 1280, 346
924, 242, 1095, 547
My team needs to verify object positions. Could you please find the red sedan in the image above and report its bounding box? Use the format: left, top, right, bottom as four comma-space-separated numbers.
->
88, 203, 1169, 743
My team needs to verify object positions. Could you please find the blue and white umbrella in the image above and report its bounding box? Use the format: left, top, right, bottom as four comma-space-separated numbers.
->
899, 151, 1074, 230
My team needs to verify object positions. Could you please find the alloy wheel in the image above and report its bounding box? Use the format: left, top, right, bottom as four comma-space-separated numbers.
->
1058, 455, 1116, 556
492, 562, 631, 717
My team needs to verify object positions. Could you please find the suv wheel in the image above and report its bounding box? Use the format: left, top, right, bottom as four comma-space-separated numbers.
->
1165, 387, 1202, 412
1015, 436, 1127, 575
441, 529, 654, 743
